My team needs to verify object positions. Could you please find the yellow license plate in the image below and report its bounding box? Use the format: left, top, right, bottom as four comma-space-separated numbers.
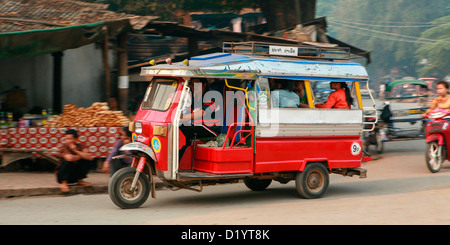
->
409, 109, 425, 114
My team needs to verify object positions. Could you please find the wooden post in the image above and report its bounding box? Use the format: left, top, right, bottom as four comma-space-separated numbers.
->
52, 51, 63, 114
188, 37, 198, 57
101, 26, 111, 101
117, 32, 128, 114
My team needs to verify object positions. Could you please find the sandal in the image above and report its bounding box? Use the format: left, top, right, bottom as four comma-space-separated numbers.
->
60, 183, 70, 193
77, 180, 92, 187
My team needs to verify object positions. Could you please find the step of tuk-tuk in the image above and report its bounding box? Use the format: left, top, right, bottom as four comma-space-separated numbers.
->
178, 171, 253, 180
342, 167, 367, 178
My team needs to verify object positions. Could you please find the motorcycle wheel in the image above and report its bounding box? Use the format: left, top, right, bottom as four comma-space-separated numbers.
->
375, 130, 384, 154
109, 167, 151, 209
425, 141, 444, 173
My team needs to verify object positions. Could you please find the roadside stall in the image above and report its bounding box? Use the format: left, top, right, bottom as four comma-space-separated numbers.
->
0, 102, 131, 168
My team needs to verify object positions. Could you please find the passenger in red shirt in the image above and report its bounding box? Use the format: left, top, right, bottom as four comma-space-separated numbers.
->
315, 82, 353, 109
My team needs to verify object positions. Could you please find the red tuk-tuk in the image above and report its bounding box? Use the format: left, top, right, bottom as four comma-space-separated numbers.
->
108, 42, 375, 209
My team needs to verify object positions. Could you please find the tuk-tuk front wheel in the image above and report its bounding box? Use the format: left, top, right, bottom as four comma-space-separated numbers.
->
295, 163, 329, 199
109, 167, 150, 209
425, 141, 444, 173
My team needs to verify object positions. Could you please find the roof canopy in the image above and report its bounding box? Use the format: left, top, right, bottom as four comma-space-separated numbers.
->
0, 0, 156, 58
141, 51, 369, 81
385, 79, 428, 91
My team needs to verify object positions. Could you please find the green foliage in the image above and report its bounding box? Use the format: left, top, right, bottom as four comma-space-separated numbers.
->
319, 0, 449, 80
416, 15, 450, 78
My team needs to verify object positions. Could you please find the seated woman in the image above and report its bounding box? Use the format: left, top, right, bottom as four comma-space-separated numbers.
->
271, 80, 300, 108
315, 82, 353, 109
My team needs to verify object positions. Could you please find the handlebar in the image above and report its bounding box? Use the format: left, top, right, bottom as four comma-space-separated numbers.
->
426, 109, 450, 119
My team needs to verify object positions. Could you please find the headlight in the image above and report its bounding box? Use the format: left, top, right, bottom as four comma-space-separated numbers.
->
134, 122, 143, 134
429, 112, 446, 119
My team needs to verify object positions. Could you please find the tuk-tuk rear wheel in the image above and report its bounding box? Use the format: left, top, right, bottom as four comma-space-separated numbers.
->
295, 163, 329, 199
109, 167, 150, 209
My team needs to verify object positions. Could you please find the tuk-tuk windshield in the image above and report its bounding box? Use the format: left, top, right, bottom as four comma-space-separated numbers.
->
141, 78, 178, 111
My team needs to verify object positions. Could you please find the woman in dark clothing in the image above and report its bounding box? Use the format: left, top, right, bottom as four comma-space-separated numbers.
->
102, 125, 133, 176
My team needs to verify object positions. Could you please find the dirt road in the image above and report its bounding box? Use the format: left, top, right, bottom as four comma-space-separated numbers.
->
1, 140, 449, 225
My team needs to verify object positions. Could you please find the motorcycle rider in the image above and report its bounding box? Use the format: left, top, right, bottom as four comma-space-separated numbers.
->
422, 80, 450, 117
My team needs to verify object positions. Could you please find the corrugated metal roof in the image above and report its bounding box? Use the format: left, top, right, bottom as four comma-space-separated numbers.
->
0, 0, 158, 57
0, 0, 156, 33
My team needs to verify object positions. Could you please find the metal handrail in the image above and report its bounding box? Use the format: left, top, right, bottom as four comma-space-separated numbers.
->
222, 41, 350, 60
362, 107, 378, 132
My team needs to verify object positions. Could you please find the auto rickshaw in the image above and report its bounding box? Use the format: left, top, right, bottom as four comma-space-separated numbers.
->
363, 79, 429, 154
108, 42, 376, 209
419, 77, 438, 97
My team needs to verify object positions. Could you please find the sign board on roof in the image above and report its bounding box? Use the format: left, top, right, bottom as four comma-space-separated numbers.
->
269, 45, 298, 57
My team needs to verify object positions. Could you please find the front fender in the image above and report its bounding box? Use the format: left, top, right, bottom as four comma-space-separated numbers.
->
426, 134, 444, 145
119, 142, 157, 163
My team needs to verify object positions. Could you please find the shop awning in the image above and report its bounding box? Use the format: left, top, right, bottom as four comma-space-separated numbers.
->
0, 20, 128, 58
0, 0, 157, 58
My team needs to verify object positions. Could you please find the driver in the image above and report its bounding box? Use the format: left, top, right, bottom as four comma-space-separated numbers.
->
180, 78, 221, 132
179, 78, 221, 159
422, 80, 450, 117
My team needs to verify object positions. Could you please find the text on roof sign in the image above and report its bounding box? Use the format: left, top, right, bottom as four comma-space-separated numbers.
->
269, 45, 298, 57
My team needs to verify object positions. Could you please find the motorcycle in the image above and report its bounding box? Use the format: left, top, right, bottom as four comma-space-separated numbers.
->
424, 109, 450, 173
362, 109, 382, 153
362, 101, 426, 154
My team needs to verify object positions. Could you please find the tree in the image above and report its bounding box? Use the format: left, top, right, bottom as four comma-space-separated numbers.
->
255, 0, 316, 31
415, 15, 450, 79
326, 0, 448, 81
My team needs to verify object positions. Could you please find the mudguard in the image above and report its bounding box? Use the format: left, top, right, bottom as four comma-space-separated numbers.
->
118, 142, 157, 163
426, 134, 444, 145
